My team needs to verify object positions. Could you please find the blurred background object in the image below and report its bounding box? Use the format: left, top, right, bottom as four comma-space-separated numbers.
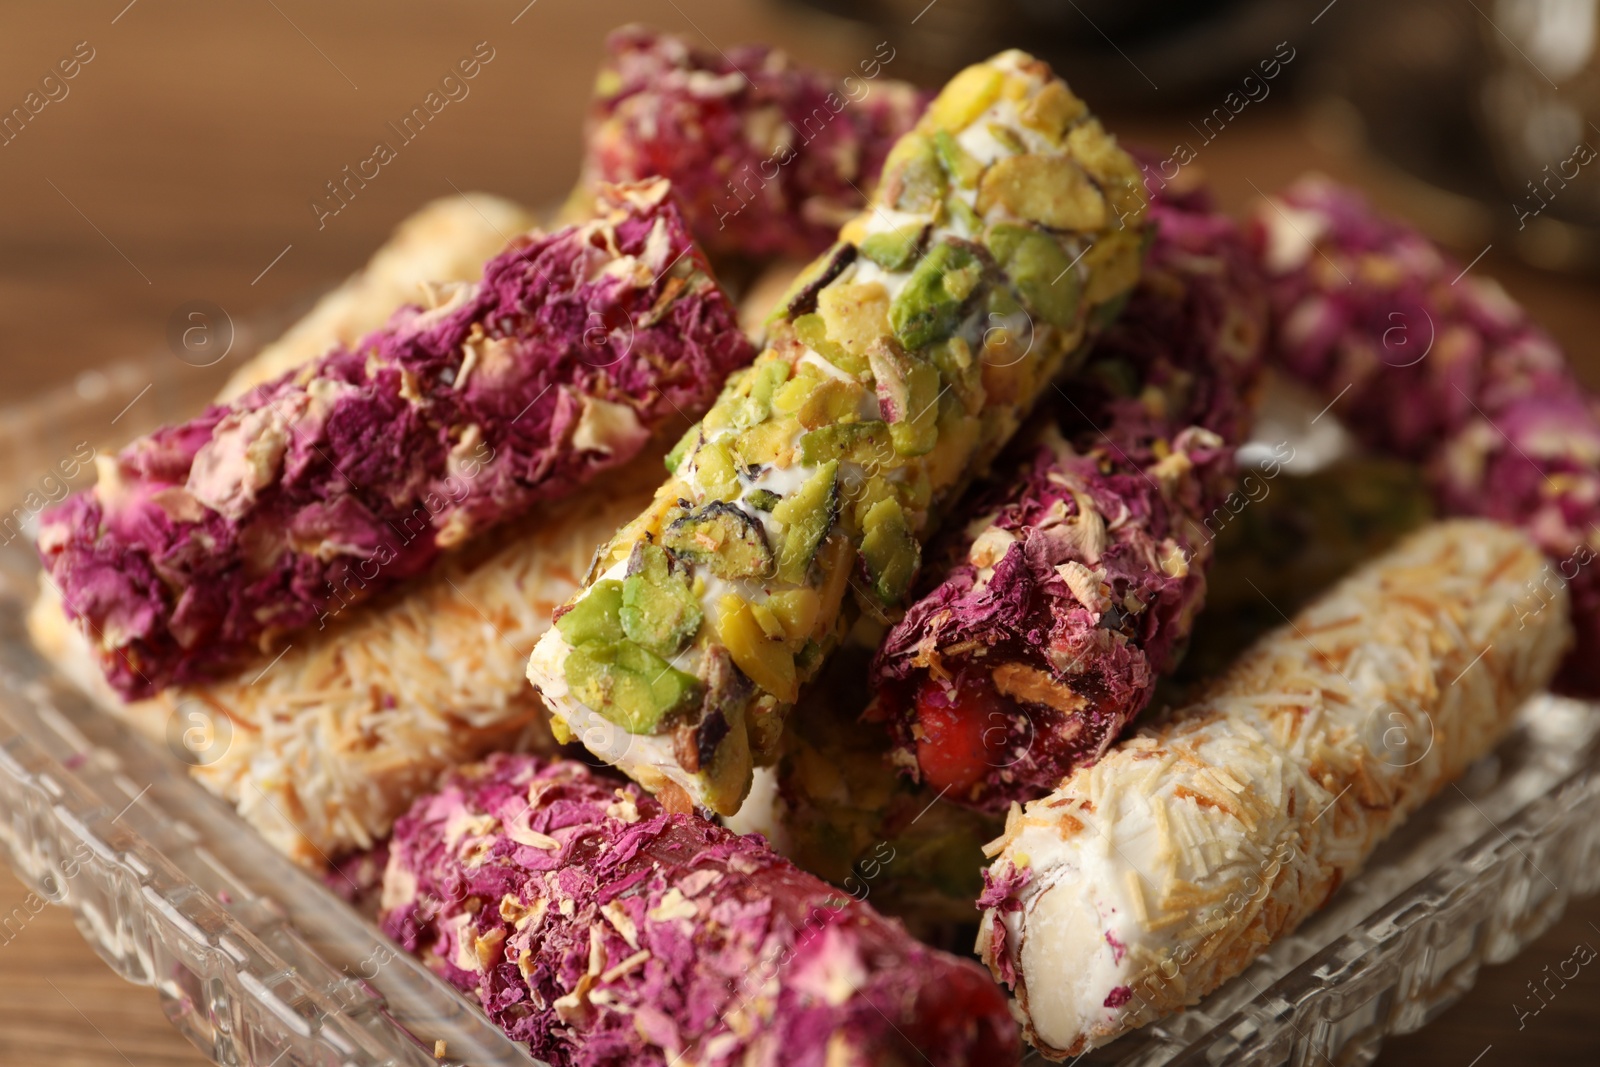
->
1308, 0, 1600, 270
788, 0, 1306, 100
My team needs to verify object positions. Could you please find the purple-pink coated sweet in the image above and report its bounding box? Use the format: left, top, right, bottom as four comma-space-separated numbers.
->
580, 25, 928, 261
870, 188, 1267, 812
380, 754, 1019, 1067
1249, 175, 1600, 694
37, 181, 756, 700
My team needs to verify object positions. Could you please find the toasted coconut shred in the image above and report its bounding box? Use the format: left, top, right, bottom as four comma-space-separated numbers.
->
978, 519, 1570, 1057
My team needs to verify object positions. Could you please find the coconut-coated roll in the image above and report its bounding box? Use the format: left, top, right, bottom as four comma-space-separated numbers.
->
977, 519, 1569, 1056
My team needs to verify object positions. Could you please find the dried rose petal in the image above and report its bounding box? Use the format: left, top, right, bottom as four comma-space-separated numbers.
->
381, 753, 1018, 1067
577, 25, 928, 260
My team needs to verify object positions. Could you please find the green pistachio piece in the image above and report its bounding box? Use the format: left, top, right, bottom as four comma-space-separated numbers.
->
555, 579, 625, 647
885, 132, 949, 215
795, 638, 825, 675
694, 438, 742, 500
890, 241, 985, 351
793, 312, 869, 376
772, 242, 858, 322
663, 501, 776, 580
929, 64, 1004, 132
621, 543, 703, 658
859, 224, 927, 271
665, 421, 702, 476
933, 130, 984, 188
746, 488, 781, 511
564, 639, 702, 734
731, 419, 794, 469
713, 357, 792, 434
946, 195, 983, 236
771, 460, 839, 584
866, 340, 943, 457
986, 223, 1082, 330
986, 122, 1028, 155
797, 377, 868, 431
797, 421, 895, 467
860, 498, 920, 604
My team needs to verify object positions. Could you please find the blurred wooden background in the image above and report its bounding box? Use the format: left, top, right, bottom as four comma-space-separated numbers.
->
1, 1, 1599, 1065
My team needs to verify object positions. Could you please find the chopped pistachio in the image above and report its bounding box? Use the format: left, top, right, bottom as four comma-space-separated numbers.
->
564, 639, 701, 734
793, 312, 868, 376
748, 600, 788, 641
621, 543, 703, 657
866, 339, 942, 456
1066, 118, 1147, 224
977, 154, 1106, 231
746, 488, 781, 511
716, 594, 798, 702
986, 223, 1083, 330
986, 122, 1028, 155
932, 130, 984, 188
771, 242, 857, 322
1079, 226, 1145, 306
1021, 80, 1087, 140
554, 579, 625, 647
882, 133, 948, 215
860, 497, 920, 604
772, 460, 839, 583
928, 63, 1004, 132
765, 588, 821, 648
797, 421, 895, 467
662, 502, 776, 580
889, 241, 985, 351
731, 419, 796, 469
664, 421, 701, 475
817, 282, 893, 357
945, 195, 983, 237
694, 439, 741, 500
859, 224, 927, 271
709, 357, 791, 434
797, 378, 868, 431
772, 364, 825, 415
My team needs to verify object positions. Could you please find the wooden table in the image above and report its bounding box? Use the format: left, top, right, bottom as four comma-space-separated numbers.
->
2, 2, 1598, 1064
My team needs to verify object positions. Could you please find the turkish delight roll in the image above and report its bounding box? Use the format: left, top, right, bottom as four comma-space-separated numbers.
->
528, 50, 1150, 815
869, 192, 1266, 812
572, 25, 928, 261
978, 520, 1570, 1057
38, 179, 755, 700
380, 753, 1020, 1067
1250, 175, 1600, 693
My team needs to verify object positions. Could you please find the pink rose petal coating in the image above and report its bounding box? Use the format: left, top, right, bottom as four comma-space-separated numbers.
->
38, 181, 755, 699
380, 753, 1019, 1067
579, 25, 928, 261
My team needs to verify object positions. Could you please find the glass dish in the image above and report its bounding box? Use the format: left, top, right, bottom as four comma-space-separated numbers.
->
3, 359, 1600, 1067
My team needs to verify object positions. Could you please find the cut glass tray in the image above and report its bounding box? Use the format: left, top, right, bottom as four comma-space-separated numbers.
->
3, 359, 1599, 1067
